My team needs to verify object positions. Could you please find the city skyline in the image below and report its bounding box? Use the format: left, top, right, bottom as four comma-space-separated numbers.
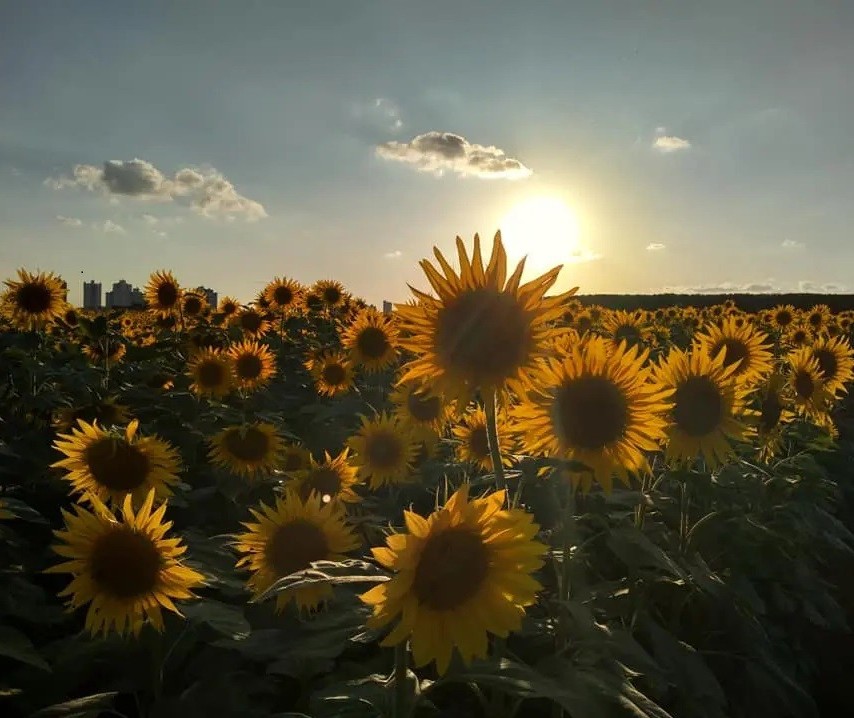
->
79, 277, 218, 310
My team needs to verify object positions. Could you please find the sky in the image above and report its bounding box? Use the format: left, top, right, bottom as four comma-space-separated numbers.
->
2, 0, 853, 306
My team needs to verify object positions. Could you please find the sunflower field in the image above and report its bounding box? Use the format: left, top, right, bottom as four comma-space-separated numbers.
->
2, 233, 854, 718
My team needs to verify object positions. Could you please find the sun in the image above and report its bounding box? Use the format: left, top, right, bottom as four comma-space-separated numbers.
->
499, 196, 585, 273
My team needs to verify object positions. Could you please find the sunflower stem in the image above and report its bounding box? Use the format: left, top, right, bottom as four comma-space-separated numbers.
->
392, 641, 409, 718
551, 487, 576, 718
679, 476, 690, 554
484, 391, 506, 491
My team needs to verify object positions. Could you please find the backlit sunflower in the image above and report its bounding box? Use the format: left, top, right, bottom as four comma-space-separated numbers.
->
341, 308, 399, 373
264, 276, 304, 312
513, 336, 671, 492
234, 490, 359, 613
218, 296, 240, 317
654, 346, 750, 469
281, 443, 312, 474
292, 449, 361, 504
83, 339, 127, 365
46, 491, 204, 637
312, 279, 346, 309
695, 317, 773, 385
806, 304, 831, 332
771, 304, 797, 331
395, 232, 574, 404
306, 350, 355, 397
601, 309, 651, 351
209, 423, 283, 478
187, 349, 233, 398
52, 397, 130, 432
52, 419, 181, 507
61, 307, 79, 328
360, 484, 546, 675
144, 270, 182, 315
227, 339, 276, 392
390, 381, 449, 439
750, 374, 794, 461
786, 347, 834, 424
2, 269, 68, 330
237, 307, 271, 338
786, 324, 812, 348
347, 413, 418, 489
180, 292, 208, 319
809, 335, 854, 397
452, 405, 514, 473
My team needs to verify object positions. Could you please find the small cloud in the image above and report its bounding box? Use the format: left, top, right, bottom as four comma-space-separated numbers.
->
654, 126, 667, 135
10, 167, 21, 176
646, 242, 666, 251
567, 248, 602, 264
384, 250, 403, 259
781, 239, 805, 249
377, 131, 532, 179
154, 230, 168, 238
56, 215, 83, 227
95, 220, 126, 234
662, 280, 780, 294
46, 158, 267, 222
798, 280, 846, 293
353, 98, 403, 133
141, 213, 158, 225
653, 135, 691, 153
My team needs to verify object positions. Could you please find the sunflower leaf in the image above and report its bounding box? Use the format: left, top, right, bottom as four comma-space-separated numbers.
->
0, 625, 51, 671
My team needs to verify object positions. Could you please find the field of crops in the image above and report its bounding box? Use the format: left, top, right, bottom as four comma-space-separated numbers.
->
2, 232, 854, 718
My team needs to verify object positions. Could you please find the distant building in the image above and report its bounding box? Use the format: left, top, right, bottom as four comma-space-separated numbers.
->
105, 280, 144, 309
194, 286, 218, 310
83, 281, 102, 309
382, 300, 393, 315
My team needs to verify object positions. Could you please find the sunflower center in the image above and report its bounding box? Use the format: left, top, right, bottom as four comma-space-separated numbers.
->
266, 520, 329, 577
222, 302, 238, 316
711, 339, 749, 373
808, 313, 823, 328
156, 283, 179, 308
197, 360, 227, 388
812, 348, 838, 381
468, 425, 491, 459
321, 362, 347, 385
300, 467, 342, 502
16, 282, 53, 313
365, 430, 403, 469
223, 427, 271, 462
553, 376, 629, 450
273, 286, 294, 305
775, 310, 793, 327
89, 527, 162, 599
435, 289, 532, 384
240, 311, 263, 333
406, 390, 441, 423
64, 309, 79, 326
84, 437, 151, 491
356, 326, 391, 360
413, 527, 490, 611
759, 391, 784, 433
322, 287, 342, 305
235, 353, 263, 380
673, 376, 724, 437
614, 325, 641, 347
792, 330, 808, 344
306, 295, 323, 311
183, 296, 203, 316
794, 370, 815, 400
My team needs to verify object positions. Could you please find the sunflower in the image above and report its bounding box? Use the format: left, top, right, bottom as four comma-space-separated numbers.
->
452, 405, 514, 473
180, 292, 208, 319
390, 381, 449, 438
291, 449, 361, 504
237, 307, 271, 338
750, 374, 794, 461
395, 232, 574, 404
61, 307, 80, 328
654, 346, 750, 469
46, 491, 204, 636
83, 339, 127, 365
52, 419, 181, 506
209, 423, 284, 478
360, 484, 546, 675
227, 339, 276, 392
695, 317, 773, 385
347, 413, 419, 489
786, 347, 834, 424
312, 279, 346, 309
52, 397, 130, 432
187, 349, 233, 398
771, 304, 797, 331
234, 490, 359, 613
786, 323, 812, 348
307, 350, 355, 397
2, 269, 68, 330
513, 336, 671, 492
281, 443, 312, 474
341, 308, 399, 373
218, 296, 240, 319
264, 277, 304, 312
601, 309, 651, 351
809, 335, 854, 397
304, 293, 324, 312
805, 304, 831, 332
144, 270, 182, 315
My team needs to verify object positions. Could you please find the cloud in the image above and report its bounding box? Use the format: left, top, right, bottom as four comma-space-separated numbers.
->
154, 230, 168, 238
56, 215, 83, 227
567, 248, 602, 264
141, 213, 158, 225
661, 280, 780, 294
353, 98, 403, 133
798, 280, 846, 293
377, 132, 533, 179
781, 239, 805, 249
383, 250, 403, 259
46, 158, 267, 221
653, 135, 691, 153
646, 243, 666, 251
95, 220, 126, 234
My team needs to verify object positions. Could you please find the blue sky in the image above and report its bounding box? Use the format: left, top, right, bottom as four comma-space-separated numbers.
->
2, 0, 853, 306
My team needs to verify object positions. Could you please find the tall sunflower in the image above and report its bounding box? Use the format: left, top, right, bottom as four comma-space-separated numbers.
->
452, 405, 514, 473
771, 304, 797, 331
600, 309, 651, 351
347, 413, 418, 489
234, 490, 359, 613
341, 309, 399, 373
786, 347, 834, 425
144, 270, 182, 315
809, 335, 854, 397
227, 339, 276, 392
237, 307, 272, 338
187, 349, 233, 398
695, 317, 773, 385
2, 269, 68, 330
513, 336, 671, 492
52, 419, 181, 507
181, 292, 208, 319
46, 491, 204, 636
209, 423, 283, 478
654, 346, 750, 469
395, 232, 575, 404
806, 304, 831, 332
291, 449, 361, 504
360, 484, 546, 675
281, 442, 312, 474
750, 374, 794, 461
786, 323, 812, 348
263, 277, 304, 313
306, 350, 355, 397
218, 296, 240, 319
390, 381, 449, 439
312, 279, 346, 309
